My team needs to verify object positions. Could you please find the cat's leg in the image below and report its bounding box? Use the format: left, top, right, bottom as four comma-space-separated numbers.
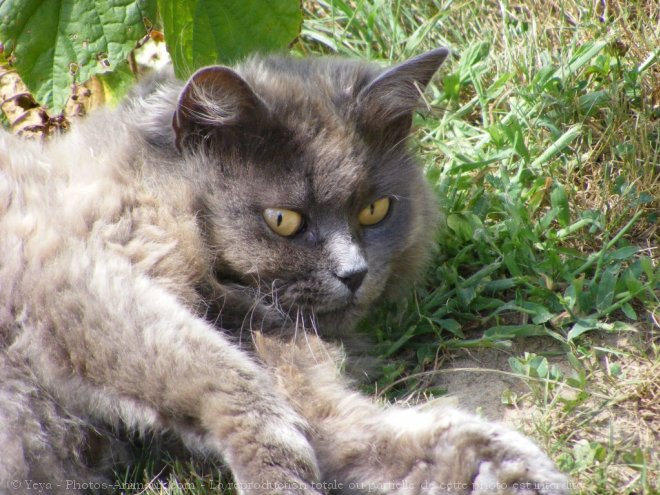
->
254, 333, 570, 495
0, 353, 116, 494
14, 244, 320, 494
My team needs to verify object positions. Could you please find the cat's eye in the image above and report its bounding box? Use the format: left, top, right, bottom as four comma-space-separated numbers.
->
358, 197, 391, 226
263, 208, 304, 237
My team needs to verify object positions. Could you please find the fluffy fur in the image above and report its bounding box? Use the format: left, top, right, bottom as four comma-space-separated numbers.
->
0, 49, 569, 494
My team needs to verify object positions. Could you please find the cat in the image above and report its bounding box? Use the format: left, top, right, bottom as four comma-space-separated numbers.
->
0, 48, 570, 494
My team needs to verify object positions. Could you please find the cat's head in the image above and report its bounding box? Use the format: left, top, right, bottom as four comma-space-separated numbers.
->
169, 49, 449, 335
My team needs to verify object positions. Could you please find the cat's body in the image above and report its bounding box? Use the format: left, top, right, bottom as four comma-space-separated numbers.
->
0, 50, 568, 494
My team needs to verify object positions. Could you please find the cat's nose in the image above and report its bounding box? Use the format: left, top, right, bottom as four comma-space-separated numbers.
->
335, 266, 368, 293
327, 233, 368, 293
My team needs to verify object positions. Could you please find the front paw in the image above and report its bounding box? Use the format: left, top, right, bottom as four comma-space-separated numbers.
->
433, 411, 570, 495
471, 459, 567, 495
360, 407, 570, 495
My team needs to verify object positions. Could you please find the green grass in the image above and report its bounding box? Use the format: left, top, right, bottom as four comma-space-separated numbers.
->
299, 1, 659, 493
121, 0, 659, 493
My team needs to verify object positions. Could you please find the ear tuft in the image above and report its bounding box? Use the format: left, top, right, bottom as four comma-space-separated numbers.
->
356, 47, 450, 144
173, 66, 266, 151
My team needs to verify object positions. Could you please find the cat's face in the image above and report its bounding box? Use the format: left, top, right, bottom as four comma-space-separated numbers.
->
173, 50, 449, 334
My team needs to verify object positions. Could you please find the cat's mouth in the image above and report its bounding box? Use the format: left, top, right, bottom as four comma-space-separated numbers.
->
275, 291, 355, 316
277, 279, 360, 314
256, 284, 359, 321
212, 270, 364, 323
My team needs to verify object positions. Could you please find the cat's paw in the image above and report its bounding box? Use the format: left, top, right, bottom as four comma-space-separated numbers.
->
436, 412, 570, 495
471, 459, 568, 495
370, 407, 570, 495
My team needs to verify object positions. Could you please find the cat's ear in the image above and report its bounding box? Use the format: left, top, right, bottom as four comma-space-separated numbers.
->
173, 66, 267, 151
356, 47, 450, 144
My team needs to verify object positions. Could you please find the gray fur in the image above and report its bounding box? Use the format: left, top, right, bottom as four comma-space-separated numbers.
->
0, 49, 568, 494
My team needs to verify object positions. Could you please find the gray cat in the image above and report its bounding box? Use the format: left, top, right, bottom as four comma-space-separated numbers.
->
0, 48, 569, 494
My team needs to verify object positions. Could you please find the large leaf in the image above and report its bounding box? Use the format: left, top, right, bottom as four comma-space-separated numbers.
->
0, 0, 156, 113
158, 0, 302, 78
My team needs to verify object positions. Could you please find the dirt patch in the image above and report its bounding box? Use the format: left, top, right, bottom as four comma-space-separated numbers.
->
431, 330, 659, 492
432, 337, 571, 422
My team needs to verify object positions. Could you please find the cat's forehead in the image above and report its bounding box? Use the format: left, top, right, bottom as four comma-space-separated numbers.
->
245, 126, 371, 209
303, 129, 371, 205
236, 60, 380, 205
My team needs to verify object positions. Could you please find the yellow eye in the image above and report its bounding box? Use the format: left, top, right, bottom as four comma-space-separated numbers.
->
358, 197, 391, 226
263, 208, 303, 237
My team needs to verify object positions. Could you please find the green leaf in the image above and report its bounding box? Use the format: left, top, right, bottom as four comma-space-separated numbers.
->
556, 217, 593, 238
433, 318, 464, 338
621, 303, 637, 321
443, 72, 461, 100
529, 355, 549, 378
457, 287, 476, 306
578, 90, 609, 115
607, 246, 640, 261
503, 248, 523, 277
158, 0, 302, 78
483, 278, 517, 292
504, 118, 530, 163
446, 212, 474, 241
639, 256, 655, 281
596, 266, 619, 312
550, 185, 570, 227
0, 0, 156, 113
508, 356, 526, 375
567, 318, 598, 341
529, 305, 554, 325
483, 325, 548, 339
95, 61, 137, 107
530, 124, 582, 169
462, 261, 501, 286
501, 388, 518, 406
567, 40, 607, 76
383, 325, 433, 357
624, 273, 644, 295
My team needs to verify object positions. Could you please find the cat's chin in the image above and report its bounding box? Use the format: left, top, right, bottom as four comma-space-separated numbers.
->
280, 287, 382, 336
310, 296, 356, 315
312, 302, 371, 337
263, 297, 368, 337
277, 285, 357, 316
